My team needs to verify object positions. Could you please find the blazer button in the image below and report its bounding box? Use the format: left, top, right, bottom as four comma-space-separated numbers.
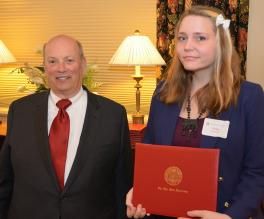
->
224, 202, 230, 208
218, 176, 224, 182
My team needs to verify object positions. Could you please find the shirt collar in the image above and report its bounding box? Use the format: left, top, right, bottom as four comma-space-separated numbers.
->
49, 88, 84, 106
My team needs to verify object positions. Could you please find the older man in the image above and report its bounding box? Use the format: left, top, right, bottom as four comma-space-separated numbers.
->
0, 35, 133, 219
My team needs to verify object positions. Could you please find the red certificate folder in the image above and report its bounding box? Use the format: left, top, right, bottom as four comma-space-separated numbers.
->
133, 143, 220, 218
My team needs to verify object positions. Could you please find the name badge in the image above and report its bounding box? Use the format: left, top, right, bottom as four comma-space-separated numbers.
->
202, 118, 230, 139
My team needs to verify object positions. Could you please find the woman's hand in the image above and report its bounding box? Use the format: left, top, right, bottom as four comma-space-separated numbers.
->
178, 210, 232, 219
126, 187, 149, 218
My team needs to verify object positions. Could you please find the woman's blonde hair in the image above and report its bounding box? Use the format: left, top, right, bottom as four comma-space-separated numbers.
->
159, 5, 242, 116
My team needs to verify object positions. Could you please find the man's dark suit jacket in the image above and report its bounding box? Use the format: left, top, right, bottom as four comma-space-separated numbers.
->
0, 89, 133, 219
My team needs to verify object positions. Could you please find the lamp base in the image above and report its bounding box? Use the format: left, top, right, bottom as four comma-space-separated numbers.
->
132, 113, 144, 124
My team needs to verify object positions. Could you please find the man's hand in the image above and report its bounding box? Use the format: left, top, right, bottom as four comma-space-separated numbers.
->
126, 188, 149, 218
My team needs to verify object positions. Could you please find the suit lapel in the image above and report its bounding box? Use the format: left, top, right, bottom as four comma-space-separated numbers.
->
63, 91, 99, 192
160, 102, 180, 145
33, 91, 61, 191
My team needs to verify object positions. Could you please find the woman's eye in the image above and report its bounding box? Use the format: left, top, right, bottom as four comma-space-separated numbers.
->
177, 36, 186, 41
196, 36, 207, 41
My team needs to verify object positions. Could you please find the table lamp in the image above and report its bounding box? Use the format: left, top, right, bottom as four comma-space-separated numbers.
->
109, 30, 165, 124
0, 40, 16, 64
0, 40, 16, 124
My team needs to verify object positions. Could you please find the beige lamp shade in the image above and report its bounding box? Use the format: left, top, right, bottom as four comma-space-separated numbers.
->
0, 40, 16, 63
109, 30, 165, 66
109, 30, 165, 124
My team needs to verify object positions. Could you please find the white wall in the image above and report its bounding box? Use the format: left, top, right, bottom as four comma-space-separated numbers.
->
0, 0, 157, 115
247, 1, 264, 87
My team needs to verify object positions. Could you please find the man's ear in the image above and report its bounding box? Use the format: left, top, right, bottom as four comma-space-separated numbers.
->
43, 62, 47, 74
82, 57, 87, 76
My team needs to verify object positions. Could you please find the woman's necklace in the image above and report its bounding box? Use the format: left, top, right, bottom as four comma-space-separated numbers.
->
181, 95, 205, 139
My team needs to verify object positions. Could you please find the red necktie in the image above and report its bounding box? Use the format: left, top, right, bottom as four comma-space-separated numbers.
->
49, 99, 72, 190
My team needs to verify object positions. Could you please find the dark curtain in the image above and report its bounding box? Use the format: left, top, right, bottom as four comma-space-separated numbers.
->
156, 0, 249, 78
157, 0, 185, 72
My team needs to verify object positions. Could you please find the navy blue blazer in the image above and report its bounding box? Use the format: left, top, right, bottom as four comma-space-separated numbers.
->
144, 81, 264, 219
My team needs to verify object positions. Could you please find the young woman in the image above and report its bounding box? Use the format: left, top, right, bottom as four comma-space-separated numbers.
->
126, 6, 264, 219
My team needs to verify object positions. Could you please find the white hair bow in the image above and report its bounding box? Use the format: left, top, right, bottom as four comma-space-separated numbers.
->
216, 14, 230, 30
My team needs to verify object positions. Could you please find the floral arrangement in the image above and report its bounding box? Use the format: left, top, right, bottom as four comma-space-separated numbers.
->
11, 63, 103, 93
11, 63, 47, 93
82, 64, 104, 92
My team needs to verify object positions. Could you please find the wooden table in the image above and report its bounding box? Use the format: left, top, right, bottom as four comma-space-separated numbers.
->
0, 121, 7, 136
0, 122, 7, 148
128, 123, 146, 149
